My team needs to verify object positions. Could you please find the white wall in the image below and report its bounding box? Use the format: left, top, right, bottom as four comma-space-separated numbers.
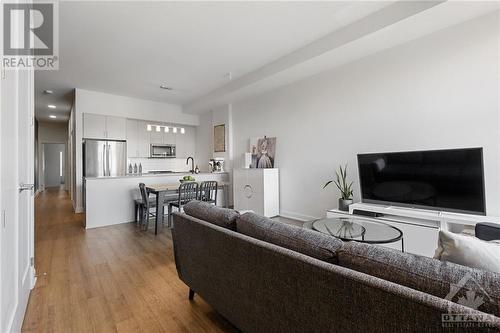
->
37, 121, 69, 191
196, 111, 214, 172
227, 12, 500, 220
73, 89, 198, 213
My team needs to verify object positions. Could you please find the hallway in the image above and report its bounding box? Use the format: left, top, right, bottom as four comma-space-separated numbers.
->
22, 188, 236, 332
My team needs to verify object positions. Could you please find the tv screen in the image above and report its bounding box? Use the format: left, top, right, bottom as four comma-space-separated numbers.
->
357, 148, 485, 215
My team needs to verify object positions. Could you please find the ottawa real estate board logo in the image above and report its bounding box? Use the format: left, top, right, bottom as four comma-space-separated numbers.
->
2, 1, 58, 70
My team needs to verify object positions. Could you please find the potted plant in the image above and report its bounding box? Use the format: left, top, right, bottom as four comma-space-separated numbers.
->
323, 164, 354, 212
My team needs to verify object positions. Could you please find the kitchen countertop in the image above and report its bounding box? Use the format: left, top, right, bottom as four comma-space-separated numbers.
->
85, 171, 227, 180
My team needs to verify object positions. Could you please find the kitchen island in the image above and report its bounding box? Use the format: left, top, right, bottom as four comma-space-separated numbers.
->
84, 172, 229, 229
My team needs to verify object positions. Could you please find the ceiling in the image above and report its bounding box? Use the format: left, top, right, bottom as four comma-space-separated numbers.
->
35, 1, 393, 122
36, 1, 499, 122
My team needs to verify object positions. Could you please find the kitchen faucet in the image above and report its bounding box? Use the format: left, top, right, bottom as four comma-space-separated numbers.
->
186, 156, 195, 173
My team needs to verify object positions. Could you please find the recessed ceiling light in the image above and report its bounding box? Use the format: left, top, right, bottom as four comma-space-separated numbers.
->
160, 84, 173, 91
49, 115, 56, 119
44, 89, 54, 94
48, 104, 56, 109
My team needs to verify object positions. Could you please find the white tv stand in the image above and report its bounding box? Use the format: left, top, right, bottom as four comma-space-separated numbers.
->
349, 202, 497, 229
327, 203, 498, 258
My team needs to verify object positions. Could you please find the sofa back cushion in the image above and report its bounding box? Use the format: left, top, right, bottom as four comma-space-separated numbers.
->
183, 200, 239, 230
338, 241, 500, 316
236, 213, 343, 264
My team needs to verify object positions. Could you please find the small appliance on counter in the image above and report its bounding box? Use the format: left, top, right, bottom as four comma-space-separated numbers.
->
209, 158, 225, 173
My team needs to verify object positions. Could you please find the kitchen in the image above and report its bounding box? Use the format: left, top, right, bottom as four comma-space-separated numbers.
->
74, 89, 229, 229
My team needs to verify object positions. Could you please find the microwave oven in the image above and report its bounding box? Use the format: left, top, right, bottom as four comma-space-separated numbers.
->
150, 144, 176, 158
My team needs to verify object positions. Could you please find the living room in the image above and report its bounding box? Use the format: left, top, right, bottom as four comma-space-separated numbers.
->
1, 1, 499, 332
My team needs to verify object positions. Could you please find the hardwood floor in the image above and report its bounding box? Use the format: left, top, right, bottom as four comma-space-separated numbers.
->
22, 188, 238, 332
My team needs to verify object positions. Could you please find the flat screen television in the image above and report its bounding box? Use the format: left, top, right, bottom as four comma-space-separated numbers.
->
357, 148, 486, 215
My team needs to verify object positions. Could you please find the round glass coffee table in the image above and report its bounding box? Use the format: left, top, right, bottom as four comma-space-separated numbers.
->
313, 217, 404, 252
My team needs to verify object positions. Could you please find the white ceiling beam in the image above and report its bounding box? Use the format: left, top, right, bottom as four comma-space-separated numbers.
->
184, 0, 445, 114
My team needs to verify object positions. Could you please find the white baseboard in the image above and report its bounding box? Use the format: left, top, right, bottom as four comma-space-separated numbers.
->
279, 210, 319, 222
75, 206, 84, 214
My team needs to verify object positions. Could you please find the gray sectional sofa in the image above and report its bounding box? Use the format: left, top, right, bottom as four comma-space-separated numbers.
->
171, 201, 500, 332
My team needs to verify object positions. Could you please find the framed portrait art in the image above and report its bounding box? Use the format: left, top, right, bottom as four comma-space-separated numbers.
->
214, 124, 226, 153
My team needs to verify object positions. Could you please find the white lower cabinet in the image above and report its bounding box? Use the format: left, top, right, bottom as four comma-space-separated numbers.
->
233, 168, 279, 217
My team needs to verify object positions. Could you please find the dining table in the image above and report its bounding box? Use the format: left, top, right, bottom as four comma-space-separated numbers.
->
146, 181, 230, 235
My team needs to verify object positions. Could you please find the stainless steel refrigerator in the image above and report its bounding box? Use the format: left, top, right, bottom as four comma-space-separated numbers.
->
83, 139, 127, 177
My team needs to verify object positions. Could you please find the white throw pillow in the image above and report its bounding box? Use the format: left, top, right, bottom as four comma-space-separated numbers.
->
434, 230, 500, 273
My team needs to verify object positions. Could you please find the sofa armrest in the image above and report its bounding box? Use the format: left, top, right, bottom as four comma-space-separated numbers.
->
475, 222, 500, 241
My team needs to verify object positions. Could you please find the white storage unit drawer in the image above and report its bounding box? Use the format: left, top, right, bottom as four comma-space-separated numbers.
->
233, 168, 279, 217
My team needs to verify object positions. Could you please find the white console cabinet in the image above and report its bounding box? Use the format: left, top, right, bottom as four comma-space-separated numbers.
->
233, 168, 279, 217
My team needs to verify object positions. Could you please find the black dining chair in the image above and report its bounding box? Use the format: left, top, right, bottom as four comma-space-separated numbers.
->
138, 183, 156, 230
168, 182, 199, 227
136, 183, 177, 231
198, 181, 218, 205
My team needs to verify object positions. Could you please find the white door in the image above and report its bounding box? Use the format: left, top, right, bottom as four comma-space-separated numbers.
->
0, 67, 35, 331
43, 143, 65, 187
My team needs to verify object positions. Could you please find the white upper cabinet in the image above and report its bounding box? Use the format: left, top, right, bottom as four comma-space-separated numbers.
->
163, 130, 176, 145
93, 115, 194, 159
185, 126, 195, 157
150, 129, 163, 144
176, 126, 195, 158
127, 120, 150, 158
105, 116, 127, 140
83, 113, 126, 140
83, 113, 106, 139
126, 119, 139, 157
137, 121, 150, 157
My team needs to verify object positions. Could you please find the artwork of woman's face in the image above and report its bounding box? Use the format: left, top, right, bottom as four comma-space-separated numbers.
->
261, 140, 268, 150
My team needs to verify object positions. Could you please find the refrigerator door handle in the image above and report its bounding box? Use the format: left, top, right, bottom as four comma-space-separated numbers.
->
108, 144, 112, 176
102, 144, 107, 176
